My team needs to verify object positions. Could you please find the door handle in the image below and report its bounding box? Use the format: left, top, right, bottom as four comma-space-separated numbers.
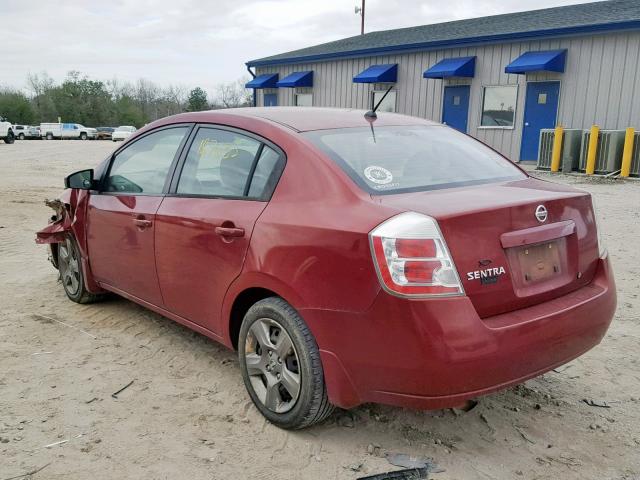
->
133, 217, 152, 229
215, 226, 245, 238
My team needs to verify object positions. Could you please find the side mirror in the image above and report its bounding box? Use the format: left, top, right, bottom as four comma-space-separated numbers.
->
65, 169, 95, 190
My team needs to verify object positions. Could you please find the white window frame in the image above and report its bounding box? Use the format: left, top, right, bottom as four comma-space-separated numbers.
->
371, 89, 397, 113
478, 84, 519, 130
294, 93, 313, 107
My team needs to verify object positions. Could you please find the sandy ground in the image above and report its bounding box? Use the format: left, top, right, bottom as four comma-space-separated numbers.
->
0, 140, 639, 480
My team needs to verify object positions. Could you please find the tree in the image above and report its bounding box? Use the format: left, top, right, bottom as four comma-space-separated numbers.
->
27, 72, 57, 122
26, 72, 55, 98
2, 71, 252, 127
161, 84, 187, 116
0, 89, 36, 125
114, 95, 147, 127
214, 77, 252, 109
134, 78, 160, 121
40, 71, 115, 126
187, 87, 208, 112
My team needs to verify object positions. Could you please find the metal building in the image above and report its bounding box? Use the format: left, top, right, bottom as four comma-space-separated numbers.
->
246, 0, 640, 162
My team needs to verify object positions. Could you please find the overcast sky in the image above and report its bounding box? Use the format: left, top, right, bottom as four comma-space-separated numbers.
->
3, 0, 590, 96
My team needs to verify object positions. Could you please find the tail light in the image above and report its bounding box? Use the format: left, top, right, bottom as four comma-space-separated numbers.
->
369, 212, 464, 298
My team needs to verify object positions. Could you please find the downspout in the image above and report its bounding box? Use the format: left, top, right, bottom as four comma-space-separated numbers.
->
246, 65, 257, 107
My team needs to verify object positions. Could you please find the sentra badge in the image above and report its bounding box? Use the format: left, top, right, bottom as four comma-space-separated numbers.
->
466, 266, 506, 282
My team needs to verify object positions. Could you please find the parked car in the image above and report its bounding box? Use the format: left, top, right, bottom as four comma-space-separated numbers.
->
13, 125, 28, 139
25, 126, 42, 139
40, 123, 97, 140
0, 116, 15, 143
17, 125, 41, 139
36, 108, 616, 430
111, 125, 136, 141
95, 127, 115, 140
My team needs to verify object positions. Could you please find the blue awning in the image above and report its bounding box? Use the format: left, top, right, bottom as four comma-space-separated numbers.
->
505, 49, 567, 74
276, 71, 313, 88
353, 64, 398, 83
245, 73, 279, 89
423, 56, 476, 78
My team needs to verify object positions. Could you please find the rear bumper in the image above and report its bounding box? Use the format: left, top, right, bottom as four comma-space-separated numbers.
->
301, 255, 616, 409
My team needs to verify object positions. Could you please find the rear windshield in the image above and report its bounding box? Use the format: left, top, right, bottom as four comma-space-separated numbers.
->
304, 125, 525, 194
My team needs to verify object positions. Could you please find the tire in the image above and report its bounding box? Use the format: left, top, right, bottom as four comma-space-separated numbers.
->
238, 297, 334, 429
46, 133, 53, 140
57, 235, 104, 304
3, 131, 15, 144
80, 132, 87, 140
18, 133, 25, 140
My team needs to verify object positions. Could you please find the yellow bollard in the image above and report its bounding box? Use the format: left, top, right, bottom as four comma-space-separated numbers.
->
585, 125, 600, 175
620, 127, 635, 178
550, 125, 564, 172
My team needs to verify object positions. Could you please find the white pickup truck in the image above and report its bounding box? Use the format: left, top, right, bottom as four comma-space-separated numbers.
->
40, 123, 97, 140
0, 116, 15, 143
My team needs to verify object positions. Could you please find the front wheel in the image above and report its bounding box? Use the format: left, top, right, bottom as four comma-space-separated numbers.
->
238, 297, 334, 429
80, 132, 87, 140
57, 236, 103, 304
3, 131, 15, 144
18, 133, 25, 140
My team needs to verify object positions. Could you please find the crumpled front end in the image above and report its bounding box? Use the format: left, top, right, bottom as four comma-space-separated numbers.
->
35, 189, 103, 294
36, 193, 77, 270
36, 198, 72, 246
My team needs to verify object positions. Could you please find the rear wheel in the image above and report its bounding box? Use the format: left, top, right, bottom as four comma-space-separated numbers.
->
3, 131, 15, 144
58, 236, 103, 304
18, 133, 25, 140
238, 297, 334, 429
46, 133, 53, 140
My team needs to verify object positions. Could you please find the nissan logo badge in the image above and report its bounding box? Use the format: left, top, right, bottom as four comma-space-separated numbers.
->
535, 205, 548, 223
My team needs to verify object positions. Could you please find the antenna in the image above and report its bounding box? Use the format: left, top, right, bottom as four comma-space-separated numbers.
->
354, 0, 365, 35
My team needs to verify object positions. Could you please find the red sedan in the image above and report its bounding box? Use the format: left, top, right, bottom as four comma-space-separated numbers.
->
36, 108, 616, 429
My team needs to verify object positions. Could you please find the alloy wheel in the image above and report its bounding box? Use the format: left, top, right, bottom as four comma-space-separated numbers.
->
244, 318, 301, 413
58, 238, 80, 296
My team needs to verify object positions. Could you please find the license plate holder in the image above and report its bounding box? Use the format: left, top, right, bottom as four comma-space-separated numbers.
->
516, 240, 562, 283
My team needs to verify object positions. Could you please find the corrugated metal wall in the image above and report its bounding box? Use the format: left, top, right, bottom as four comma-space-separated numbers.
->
255, 30, 640, 161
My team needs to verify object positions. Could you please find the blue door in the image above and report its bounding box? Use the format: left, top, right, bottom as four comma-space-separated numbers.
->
442, 86, 470, 132
520, 81, 560, 161
263, 93, 278, 107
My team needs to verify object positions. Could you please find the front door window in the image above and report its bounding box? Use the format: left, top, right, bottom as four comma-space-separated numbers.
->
106, 127, 189, 194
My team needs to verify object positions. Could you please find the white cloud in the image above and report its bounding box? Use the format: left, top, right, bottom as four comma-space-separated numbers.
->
1, 0, 590, 96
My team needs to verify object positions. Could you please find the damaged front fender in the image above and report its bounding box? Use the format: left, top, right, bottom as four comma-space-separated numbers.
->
35, 199, 72, 244
35, 189, 103, 294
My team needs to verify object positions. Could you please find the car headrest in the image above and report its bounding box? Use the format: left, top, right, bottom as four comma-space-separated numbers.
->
219, 148, 255, 195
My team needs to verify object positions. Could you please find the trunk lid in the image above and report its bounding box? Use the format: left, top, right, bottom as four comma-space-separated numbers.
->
375, 177, 600, 317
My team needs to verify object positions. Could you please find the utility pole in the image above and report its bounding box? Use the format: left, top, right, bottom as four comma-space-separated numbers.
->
355, 0, 365, 35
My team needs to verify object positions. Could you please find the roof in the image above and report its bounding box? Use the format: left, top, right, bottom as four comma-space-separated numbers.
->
153, 107, 438, 133
247, 0, 640, 67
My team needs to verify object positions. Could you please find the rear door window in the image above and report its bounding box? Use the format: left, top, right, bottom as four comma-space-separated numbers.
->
176, 128, 284, 199
247, 146, 281, 197
304, 125, 525, 194
176, 128, 260, 197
